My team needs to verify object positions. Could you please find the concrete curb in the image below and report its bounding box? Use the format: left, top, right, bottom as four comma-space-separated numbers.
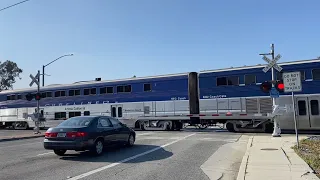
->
0, 135, 44, 142
236, 136, 254, 180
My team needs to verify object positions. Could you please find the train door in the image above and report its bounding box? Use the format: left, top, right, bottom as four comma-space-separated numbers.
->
308, 96, 320, 128
110, 105, 123, 118
296, 96, 320, 129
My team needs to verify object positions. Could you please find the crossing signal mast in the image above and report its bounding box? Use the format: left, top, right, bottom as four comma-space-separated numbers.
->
260, 80, 284, 93
25, 92, 42, 101
259, 44, 283, 137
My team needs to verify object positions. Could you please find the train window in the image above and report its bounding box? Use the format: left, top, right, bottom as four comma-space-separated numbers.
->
298, 100, 307, 115
69, 112, 74, 118
118, 107, 123, 117
17, 94, 22, 99
41, 92, 46, 98
117, 86, 124, 93
69, 90, 74, 96
312, 69, 320, 80
111, 107, 116, 117
144, 83, 152, 91
54, 112, 66, 119
74, 112, 81, 116
310, 100, 319, 115
61, 112, 66, 118
46, 92, 52, 97
100, 87, 106, 94
61, 91, 66, 96
69, 111, 81, 118
227, 76, 239, 85
124, 85, 131, 92
84, 111, 90, 116
90, 88, 96, 95
84, 89, 90, 95
118, 85, 132, 93
55, 91, 60, 97
217, 77, 227, 86
75, 89, 80, 96
55, 112, 61, 119
6, 95, 10, 100
107, 87, 113, 94
11, 95, 16, 100
244, 75, 256, 85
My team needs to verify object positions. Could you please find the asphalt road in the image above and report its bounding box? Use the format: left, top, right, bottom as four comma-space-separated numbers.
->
0, 129, 244, 180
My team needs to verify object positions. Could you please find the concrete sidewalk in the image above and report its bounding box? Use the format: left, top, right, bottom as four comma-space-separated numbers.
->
237, 134, 319, 180
0, 130, 45, 142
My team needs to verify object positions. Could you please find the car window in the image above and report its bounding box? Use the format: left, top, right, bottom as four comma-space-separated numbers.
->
109, 117, 122, 128
98, 118, 112, 127
57, 116, 94, 127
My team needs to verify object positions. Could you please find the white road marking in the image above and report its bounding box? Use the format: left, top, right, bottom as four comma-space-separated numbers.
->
37, 152, 54, 156
68, 133, 196, 180
136, 132, 154, 136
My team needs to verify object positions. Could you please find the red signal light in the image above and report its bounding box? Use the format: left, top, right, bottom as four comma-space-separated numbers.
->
277, 83, 284, 90
35, 92, 42, 101
260, 81, 272, 93
275, 80, 284, 93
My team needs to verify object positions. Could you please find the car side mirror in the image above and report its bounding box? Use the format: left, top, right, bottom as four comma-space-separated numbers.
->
121, 123, 127, 127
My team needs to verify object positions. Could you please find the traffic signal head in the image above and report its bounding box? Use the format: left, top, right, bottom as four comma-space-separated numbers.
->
260, 81, 272, 93
35, 93, 42, 101
275, 80, 284, 93
25, 93, 34, 101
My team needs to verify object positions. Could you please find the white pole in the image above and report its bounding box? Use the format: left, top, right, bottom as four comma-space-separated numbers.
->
271, 44, 281, 137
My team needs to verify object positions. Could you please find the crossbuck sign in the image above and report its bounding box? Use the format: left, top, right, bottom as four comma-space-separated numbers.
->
29, 72, 40, 87
262, 54, 283, 73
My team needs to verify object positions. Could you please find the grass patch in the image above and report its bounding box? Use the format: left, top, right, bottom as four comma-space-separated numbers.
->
293, 138, 320, 178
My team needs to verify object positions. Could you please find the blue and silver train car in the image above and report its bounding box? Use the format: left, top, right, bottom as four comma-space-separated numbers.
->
0, 73, 190, 129
198, 58, 320, 131
0, 58, 319, 132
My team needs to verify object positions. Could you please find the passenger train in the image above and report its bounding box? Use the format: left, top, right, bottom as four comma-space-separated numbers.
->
1, 58, 320, 132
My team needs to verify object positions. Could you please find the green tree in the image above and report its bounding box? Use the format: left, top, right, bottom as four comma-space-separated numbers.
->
0, 60, 23, 91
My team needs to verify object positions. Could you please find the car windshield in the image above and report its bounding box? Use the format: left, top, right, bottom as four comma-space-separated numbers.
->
57, 116, 94, 127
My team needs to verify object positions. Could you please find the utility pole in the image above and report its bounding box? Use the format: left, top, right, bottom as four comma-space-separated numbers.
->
42, 65, 45, 87
260, 43, 282, 137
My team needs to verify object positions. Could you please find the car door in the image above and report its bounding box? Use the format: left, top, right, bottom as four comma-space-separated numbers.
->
97, 117, 115, 145
109, 117, 129, 143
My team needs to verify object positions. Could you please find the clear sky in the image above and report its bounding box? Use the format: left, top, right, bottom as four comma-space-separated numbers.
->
0, 0, 319, 89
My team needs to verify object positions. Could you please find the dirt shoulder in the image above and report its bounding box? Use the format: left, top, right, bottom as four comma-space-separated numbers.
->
293, 136, 320, 178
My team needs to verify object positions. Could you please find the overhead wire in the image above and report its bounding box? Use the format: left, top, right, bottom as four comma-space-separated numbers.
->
0, 0, 32, 12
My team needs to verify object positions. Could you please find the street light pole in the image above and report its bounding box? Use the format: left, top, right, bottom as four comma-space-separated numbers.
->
42, 54, 73, 87
42, 65, 45, 87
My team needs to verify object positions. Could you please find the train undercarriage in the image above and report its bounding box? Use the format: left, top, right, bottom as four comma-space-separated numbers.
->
133, 117, 274, 133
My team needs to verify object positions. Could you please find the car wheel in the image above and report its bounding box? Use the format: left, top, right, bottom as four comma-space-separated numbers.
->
127, 134, 135, 147
53, 150, 67, 156
91, 139, 104, 156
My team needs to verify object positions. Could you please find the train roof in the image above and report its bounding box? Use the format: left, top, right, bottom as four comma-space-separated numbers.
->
1, 58, 320, 95
199, 58, 320, 74
0, 72, 189, 94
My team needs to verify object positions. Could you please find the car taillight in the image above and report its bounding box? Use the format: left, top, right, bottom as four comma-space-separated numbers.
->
45, 132, 58, 137
66, 132, 88, 138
